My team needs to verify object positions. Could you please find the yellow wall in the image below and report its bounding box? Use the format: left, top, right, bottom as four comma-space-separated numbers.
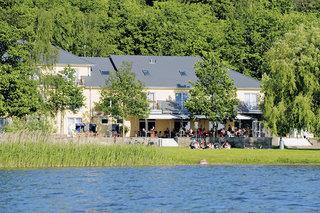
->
237, 89, 262, 103
225, 120, 235, 131
43, 63, 262, 135
156, 120, 174, 133
128, 117, 140, 137
40, 65, 92, 82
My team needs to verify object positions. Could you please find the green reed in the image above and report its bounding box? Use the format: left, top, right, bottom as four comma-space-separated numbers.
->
0, 135, 320, 169
0, 141, 176, 168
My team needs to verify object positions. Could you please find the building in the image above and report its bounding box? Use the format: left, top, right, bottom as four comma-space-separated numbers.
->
43, 49, 262, 137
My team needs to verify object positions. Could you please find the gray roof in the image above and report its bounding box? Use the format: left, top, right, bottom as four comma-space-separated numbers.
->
56, 49, 91, 65
81, 57, 115, 87
41, 48, 91, 65
50, 50, 260, 89
228, 70, 260, 89
109, 55, 260, 89
109, 55, 199, 88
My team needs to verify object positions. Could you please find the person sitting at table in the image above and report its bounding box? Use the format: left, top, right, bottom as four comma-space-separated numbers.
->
164, 128, 170, 138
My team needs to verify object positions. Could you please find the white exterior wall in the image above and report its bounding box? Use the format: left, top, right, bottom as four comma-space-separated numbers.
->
40, 65, 91, 81
236, 89, 261, 102
40, 64, 95, 135
62, 88, 101, 135
147, 88, 261, 104
57, 87, 262, 135
146, 88, 189, 102
44, 65, 262, 135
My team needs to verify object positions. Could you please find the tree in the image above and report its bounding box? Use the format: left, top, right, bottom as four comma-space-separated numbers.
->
97, 62, 150, 137
42, 66, 85, 134
0, 9, 42, 118
185, 53, 238, 126
262, 24, 320, 137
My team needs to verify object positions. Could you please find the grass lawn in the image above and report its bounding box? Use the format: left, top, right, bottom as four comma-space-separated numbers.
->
0, 142, 320, 169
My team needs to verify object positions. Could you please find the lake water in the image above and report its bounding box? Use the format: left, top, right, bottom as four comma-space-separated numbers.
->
1, 166, 320, 213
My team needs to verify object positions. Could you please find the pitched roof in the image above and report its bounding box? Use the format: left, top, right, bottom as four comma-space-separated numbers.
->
109, 55, 260, 89
41, 48, 91, 65
228, 70, 260, 89
56, 48, 91, 65
51, 49, 260, 89
109, 55, 199, 88
81, 57, 115, 87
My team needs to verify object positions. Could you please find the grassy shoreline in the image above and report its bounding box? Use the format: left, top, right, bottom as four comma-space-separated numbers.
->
1, 142, 320, 169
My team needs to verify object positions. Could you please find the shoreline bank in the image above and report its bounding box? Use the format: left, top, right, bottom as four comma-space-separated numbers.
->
1, 142, 320, 169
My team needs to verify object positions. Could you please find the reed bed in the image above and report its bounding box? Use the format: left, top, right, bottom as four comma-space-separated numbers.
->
0, 141, 175, 169
1, 133, 320, 168
164, 148, 320, 165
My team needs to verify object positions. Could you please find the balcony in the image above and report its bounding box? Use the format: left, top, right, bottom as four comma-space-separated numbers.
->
149, 100, 189, 116
238, 101, 262, 114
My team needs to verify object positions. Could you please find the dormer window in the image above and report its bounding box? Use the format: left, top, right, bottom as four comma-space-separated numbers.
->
142, 69, 150, 76
149, 59, 156, 64
100, 70, 109, 75
179, 70, 187, 76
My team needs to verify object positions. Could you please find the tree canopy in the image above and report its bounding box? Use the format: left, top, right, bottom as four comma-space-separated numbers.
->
1, 0, 320, 135
42, 67, 84, 115
262, 24, 320, 137
0, 5, 42, 117
41, 66, 85, 133
97, 62, 150, 136
1, 0, 319, 80
185, 54, 238, 123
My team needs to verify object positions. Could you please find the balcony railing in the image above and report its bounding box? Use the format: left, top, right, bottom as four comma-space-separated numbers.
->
149, 100, 189, 115
238, 101, 261, 113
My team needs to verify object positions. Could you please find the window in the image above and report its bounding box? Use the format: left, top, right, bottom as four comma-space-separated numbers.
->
67, 117, 83, 135
142, 69, 150, 76
244, 93, 258, 110
147, 92, 156, 109
179, 70, 187, 76
175, 92, 189, 111
149, 59, 157, 64
101, 118, 108, 124
100, 70, 109, 75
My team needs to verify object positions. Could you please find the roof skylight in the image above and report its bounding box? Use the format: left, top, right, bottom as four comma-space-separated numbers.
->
179, 70, 187, 76
142, 69, 150, 76
100, 70, 109, 75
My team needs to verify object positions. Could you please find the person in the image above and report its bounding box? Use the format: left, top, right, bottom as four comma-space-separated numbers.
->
223, 141, 231, 149
164, 128, 170, 138
188, 129, 194, 137
151, 126, 155, 138
190, 140, 200, 149
142, 128, 147, 137
228, 125, 232, 132
206, 142, 214, 149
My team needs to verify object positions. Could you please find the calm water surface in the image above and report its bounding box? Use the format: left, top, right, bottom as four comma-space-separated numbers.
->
0, 166, 320, 213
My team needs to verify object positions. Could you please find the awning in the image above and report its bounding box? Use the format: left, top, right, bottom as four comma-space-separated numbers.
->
195, 115, 207, 119
235, 115, 253, 120
177, 114, 189, 119
147, 114, 178, 119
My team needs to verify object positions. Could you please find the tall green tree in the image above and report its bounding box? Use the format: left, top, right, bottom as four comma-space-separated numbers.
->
42, 66, 85, 134
185, 53, 238, 124
97, 62, 150, 137
0, 4, 43, 118
262, 24, 320, 137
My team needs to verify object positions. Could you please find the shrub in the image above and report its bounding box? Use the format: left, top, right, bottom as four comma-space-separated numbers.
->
4, 116, 55, 133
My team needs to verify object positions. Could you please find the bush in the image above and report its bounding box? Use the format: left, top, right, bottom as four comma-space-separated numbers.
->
4, 116, 55, 133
